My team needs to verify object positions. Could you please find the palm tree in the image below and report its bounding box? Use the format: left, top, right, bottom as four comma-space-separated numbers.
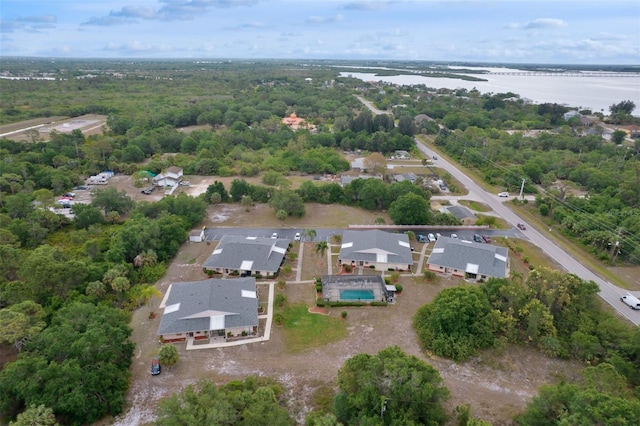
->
302, 228, 317, 242
315, 241, 328, 257
133, 249, 158, 268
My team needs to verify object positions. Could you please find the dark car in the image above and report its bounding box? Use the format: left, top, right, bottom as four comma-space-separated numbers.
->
151, 356, 161, 375
473, 234, 483, 243
517, 223, 527, 231
482, 235, 492, 243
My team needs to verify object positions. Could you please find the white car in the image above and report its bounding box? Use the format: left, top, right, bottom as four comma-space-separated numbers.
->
427, 233, 437, 242
498, 192, 509, 197
271, 233, 278, 239
450, 233, 458, 239
294, 232, 301, 241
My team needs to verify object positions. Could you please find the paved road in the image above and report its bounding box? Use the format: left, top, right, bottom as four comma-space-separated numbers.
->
356, 95, 389, 116
415, 139, 640, 325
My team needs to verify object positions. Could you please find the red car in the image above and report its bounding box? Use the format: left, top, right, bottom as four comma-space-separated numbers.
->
517, 223, 526, 231
481, 235, 492, 243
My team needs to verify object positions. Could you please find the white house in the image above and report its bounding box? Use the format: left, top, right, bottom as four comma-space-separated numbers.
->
339, 229, 413, 271
426, 237, 509, 281
153, 166, 183, 187
158, 277, 259, 342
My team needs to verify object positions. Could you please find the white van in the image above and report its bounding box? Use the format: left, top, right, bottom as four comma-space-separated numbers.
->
621, 293, 640, 310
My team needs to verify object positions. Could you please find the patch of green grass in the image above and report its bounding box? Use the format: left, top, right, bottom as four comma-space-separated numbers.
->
281, 304, 347, 353
459, 199, 491, 213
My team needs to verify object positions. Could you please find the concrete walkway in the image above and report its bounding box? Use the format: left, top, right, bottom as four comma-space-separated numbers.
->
185, 281, 275, 350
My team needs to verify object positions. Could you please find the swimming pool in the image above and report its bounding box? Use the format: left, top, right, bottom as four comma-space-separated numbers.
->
340, 289, 375, 301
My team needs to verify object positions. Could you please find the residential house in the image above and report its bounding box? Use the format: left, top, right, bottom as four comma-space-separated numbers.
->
426, 237, 509, 281
281, 112, 316, 132
153, 166, 183, 187
620, 125, 640, 139
445, 205, 477, 225
339, 229, 413, 271
158, 277, 258, 342
393, 173, 417, 184
203, 235, 289, 277
339, 174, 383, 187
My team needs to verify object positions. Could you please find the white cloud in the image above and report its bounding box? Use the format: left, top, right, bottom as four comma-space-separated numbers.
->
305, 14, 345, 24
507, 18, 568, 30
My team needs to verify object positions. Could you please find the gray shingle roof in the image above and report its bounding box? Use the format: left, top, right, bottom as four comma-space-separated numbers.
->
339, 230, 413, 265
203, 235, 289, 273
427, 237, 508, 278
158, 277, 258, 335
446, 205, 477, 220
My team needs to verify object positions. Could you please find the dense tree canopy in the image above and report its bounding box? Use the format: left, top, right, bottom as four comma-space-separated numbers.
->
334, 346, 449, 425
0, 302, 133, 425
155, 376, 293, 426
388, 192, 432, 225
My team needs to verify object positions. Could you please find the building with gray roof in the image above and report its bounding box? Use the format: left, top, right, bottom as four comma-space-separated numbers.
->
426, 237, 509, 281
158, 277, 258, 341
339, 229, 413, 271
446, 205, 477, 224
203, 235, 289, 277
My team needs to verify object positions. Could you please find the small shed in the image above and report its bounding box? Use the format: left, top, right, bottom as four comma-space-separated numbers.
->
189, 227, 205, 243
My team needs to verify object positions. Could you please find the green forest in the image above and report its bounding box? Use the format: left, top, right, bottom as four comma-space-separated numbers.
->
1, 58, 639, 425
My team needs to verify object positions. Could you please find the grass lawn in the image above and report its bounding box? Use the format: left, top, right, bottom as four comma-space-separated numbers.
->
281, 303, 348, 353
459, 199, 492, 213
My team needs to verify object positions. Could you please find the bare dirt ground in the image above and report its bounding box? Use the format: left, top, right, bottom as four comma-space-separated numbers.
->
107, 224, 584, 426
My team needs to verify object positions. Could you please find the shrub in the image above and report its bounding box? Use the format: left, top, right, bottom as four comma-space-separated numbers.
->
275, 293, 287, 308
316, 299, 325, 307
341, 311, 348, 318
344, 264, 353, 273
424, 270, 436, 281
394, 284, 403, 293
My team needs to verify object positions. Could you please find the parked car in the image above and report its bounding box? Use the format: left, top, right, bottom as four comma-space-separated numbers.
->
427, 233, 437, 243
450, 233, 458, 239
432, 155, 438, 160
473, 234, 483, 243
417, 234, 427, 243
482, 235, 492, 243
294, 232, 301, 241
63, 192, 75, 198
517, 223, 527, 230
179, 181, 190, 186
498, 192, 509, 197
151, 356, 161, 376
271, 232, 278, 239
73, 185, 88, 191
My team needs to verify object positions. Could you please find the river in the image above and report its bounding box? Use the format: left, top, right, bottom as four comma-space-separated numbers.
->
340, 66, 640, 116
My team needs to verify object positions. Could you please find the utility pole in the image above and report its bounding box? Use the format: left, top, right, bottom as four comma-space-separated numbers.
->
380, 396, 387, 420
519, 178, 526, 200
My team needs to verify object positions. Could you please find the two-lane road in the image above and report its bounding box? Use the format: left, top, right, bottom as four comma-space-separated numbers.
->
416, 140, 640, 325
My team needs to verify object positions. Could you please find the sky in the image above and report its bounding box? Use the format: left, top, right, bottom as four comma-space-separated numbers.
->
1, 0, 639, 64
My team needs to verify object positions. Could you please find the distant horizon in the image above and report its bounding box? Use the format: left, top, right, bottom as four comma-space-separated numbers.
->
2, 1, 639, 64
1, 56, 639, 69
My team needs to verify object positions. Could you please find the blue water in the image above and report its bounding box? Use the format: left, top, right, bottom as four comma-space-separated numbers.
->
340, 289, 375, 300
